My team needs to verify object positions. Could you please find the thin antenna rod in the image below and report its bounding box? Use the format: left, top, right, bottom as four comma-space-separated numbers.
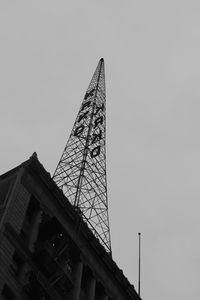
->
138, 232, 141, 297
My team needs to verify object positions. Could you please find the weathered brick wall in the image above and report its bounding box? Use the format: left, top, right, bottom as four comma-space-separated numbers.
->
0, 171, 30, 299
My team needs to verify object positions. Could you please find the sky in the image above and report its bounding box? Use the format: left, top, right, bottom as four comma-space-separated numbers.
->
1, 1, 200, 299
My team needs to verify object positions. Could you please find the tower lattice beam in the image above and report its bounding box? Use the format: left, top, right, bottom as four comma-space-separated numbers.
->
53, 59, 112, 253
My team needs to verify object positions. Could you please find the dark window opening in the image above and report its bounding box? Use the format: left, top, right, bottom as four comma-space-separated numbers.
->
94, 282, 107, 300
20, 195, 40, 242
36, 216, 79, 261
2, 284, 16, 300
53, 275, 73, 297
32, 249, 73, 297
10, 251, 24, 276
37, 217, 63, 243
23, 280, 51, 300
33, 249, 57, 278
56, 248, 73, 274
25, 195, 40, 223
50, 232, 65, 251
81, 266, 92, 293
20, 228, 27, 241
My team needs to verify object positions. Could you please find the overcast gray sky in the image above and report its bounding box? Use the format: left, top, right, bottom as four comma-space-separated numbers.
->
1, 1, 200, 299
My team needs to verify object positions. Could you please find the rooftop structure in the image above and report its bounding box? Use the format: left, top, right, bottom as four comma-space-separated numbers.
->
0, 155, 141, 300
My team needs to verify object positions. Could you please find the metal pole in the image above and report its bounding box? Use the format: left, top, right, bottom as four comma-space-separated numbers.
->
138, 232, 141, 297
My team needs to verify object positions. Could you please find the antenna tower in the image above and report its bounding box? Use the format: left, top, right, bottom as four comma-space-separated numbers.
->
53, 59, 111, 253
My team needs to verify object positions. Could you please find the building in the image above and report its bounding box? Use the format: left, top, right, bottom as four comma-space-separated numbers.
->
0, 154, 141, 300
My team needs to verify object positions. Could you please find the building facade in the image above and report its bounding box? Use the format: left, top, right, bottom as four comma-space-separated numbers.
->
0, 154, 140, 300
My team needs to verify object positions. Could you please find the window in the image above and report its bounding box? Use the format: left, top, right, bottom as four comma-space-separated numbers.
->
2, 284, 15, 300
10, 251, 24, 276
25, 196, 39, 223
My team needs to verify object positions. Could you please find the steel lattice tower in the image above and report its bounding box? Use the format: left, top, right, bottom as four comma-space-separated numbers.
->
53, 59, 111, 253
